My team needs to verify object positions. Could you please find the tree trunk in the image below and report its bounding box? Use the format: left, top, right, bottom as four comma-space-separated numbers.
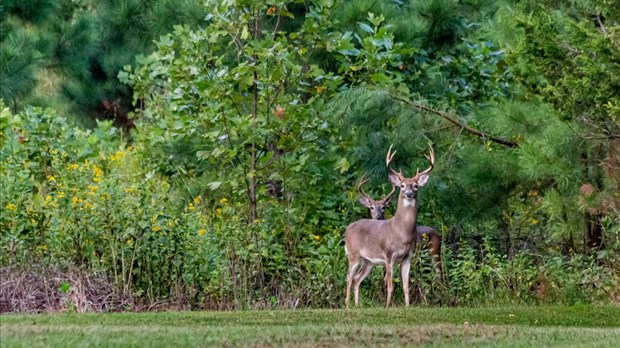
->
584, 212, 604, 253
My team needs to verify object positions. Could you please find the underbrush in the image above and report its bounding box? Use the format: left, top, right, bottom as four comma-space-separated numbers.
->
1, 105, 619, 313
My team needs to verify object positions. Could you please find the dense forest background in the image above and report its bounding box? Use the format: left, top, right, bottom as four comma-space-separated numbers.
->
1, 0, 619, 312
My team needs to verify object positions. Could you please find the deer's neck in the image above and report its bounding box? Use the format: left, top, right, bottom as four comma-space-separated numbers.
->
392, 197, 418, 235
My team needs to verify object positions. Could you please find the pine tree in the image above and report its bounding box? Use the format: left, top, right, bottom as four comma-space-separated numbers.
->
510, 0, 620, 252
0, 0, 207, 126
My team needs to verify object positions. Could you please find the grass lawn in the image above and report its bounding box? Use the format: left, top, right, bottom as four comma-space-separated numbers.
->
1, 305, 619, 347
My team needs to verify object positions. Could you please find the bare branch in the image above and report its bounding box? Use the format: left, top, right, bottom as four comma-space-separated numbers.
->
390, 93, 519, 148
596, 14, 609, 36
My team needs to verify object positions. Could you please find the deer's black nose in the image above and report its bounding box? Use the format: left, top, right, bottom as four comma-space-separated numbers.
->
405, 190, 414, 198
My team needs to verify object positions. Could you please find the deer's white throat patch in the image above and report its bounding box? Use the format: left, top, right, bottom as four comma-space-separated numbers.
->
403, 198, 416, 207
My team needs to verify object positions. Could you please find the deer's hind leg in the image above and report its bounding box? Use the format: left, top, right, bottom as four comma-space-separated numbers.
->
352, 260, 374, 306
345, 257, 361, 309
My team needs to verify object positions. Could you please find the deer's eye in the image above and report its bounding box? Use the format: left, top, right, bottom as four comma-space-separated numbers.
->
370, 207, 375, 210
400, 184, 405, 188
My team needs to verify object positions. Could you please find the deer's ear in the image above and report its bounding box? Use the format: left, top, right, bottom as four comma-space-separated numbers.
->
358, 196, 373, 208
417, 173, 430, 187
388, 173, 401, 186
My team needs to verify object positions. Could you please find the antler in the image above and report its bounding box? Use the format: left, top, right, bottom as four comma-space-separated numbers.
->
357, 173, 371, 200
386, 144, 403, 179
381, 184, 397, 204
416, 143, 435, 177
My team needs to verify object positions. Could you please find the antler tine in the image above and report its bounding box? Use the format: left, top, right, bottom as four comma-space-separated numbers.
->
357, 172, 371, 199
386, 144, 403, 178
381, 184, 397, 204
416, 143, 435, 176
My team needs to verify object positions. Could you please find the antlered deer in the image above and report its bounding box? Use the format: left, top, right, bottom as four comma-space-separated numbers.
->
356, 173, 443, 277
345, 144, 434, 308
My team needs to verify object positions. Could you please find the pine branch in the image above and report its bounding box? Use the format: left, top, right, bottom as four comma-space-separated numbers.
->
390, 93, 519, 148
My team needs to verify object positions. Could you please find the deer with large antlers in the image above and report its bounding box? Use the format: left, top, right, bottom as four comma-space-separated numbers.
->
345, 144, 434, 308
356, 173, 443, 278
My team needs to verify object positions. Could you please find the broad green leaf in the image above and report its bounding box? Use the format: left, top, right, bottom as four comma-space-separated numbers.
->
208, 181, 222, 190
358, 22, 374, 34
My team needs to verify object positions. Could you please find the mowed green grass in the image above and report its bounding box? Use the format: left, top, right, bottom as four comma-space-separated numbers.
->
2, 305, 619, 347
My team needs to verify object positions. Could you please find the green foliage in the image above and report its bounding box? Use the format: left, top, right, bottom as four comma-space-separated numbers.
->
444, 240, 618, 305
0, 103, 349, 308
513, 1, 620, 137
0, 16, 40, 108
2, 0, 620, 311
1, 103, 617, 309
507, 0, 620, 251
123, 0, 350, 230
0, 0, 207, 125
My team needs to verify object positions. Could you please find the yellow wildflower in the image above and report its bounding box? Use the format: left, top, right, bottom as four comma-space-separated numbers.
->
153, 225, 161, 232
6, 203, 17, 211
92, 165, 103, 182
215, 208, 222, 217
219, 197, 228, 205
312, 235, 321, 241
71, 196, 83, 207
193, 195, 202, 204
315, 85, 326, 94
87, 185, 98, 195
188, 203, 195, 211
198, 229, 206, 236
58, 192, 66, 198
109, 150, 126, 161
125, 187, 134, 193
530, 218, 539, 225
47, 175, 56, 182
67, 163, 79, 171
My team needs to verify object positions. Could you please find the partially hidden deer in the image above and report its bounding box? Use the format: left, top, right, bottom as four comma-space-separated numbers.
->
345, 144, 434, 308
356, 173, 443, 277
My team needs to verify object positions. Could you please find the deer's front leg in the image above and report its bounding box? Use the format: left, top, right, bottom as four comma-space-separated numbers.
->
400, 257, 411, 306
385, 260, 394, 308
